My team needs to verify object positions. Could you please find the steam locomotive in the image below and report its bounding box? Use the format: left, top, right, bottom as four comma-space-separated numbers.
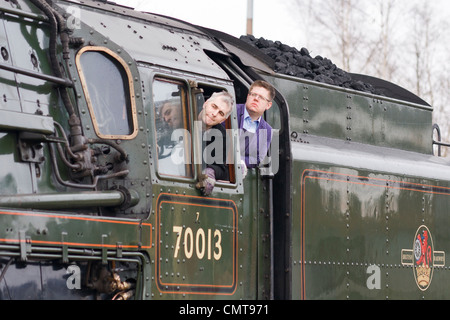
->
0, 0, 447, 300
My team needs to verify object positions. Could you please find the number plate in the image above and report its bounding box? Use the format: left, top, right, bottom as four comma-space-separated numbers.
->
155, 193, 238, 295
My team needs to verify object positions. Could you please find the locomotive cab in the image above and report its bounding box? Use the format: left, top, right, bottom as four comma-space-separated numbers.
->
0, 0, 292, 300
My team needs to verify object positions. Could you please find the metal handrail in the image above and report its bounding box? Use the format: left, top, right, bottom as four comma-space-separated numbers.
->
0, 61, 73, 87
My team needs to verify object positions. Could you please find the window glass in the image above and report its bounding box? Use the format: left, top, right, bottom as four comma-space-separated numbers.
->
154, 79, 193, 178
77, 49, 136, 138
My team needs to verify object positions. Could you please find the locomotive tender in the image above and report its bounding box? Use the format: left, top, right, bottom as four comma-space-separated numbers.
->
0, 0, 448, 300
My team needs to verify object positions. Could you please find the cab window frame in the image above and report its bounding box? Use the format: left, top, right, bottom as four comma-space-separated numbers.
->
196, 83, 237, 185
153, 77, 194, 180
76, 46, 138, 140
152, 76, 237, 185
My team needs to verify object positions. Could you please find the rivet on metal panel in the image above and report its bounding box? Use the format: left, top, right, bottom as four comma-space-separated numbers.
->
30, 53, 38, 68
1, 47, 9, 61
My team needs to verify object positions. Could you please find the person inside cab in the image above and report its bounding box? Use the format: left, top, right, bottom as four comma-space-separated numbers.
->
237, 80, 276, 171
196, 91, 234, 196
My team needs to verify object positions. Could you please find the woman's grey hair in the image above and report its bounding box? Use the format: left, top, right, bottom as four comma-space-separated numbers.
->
208, 91, 235, 117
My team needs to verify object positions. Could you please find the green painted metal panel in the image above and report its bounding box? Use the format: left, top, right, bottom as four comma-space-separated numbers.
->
264, 74, 433, 154
0, 110, 54, 134
0, 209, 151, 250
291, 144, 450, 299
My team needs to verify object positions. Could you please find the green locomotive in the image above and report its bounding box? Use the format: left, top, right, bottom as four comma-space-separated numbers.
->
0, 0, 447, 300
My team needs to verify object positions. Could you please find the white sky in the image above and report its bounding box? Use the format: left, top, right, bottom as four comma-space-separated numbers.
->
111, 0, 450, 52
112, 0, 300, 46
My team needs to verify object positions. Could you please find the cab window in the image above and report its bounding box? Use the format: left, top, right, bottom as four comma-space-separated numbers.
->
197, 85, 236, 184
76, 47, 138, 139
154, 78, 193, 178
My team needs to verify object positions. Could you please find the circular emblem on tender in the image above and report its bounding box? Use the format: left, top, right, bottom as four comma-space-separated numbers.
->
413, 225, 433, 291
401, 225, 445, 291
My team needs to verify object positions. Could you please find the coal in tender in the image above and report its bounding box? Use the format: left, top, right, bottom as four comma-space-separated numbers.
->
240, 35, 383, 96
